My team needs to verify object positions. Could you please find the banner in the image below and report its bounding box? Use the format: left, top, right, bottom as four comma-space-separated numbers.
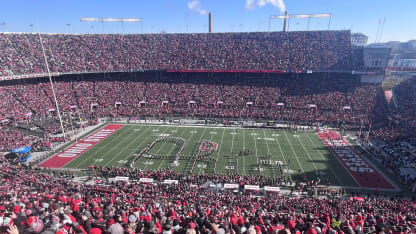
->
163, 179, 178, 184
264, 186, 280, 192
244, 185, 259, 190
115, 176, 129, 182
139, 178, 154, 183
224, 183, 239, 189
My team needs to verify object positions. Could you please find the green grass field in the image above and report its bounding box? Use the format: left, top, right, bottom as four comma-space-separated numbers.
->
64, 124, 359, 187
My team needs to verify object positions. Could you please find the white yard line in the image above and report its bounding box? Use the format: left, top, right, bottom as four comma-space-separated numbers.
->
213, 128, 226, 172
273, 132, 292, 180
294, 134, 320, 171
252, 129, 259, 164
229, 129, 236, 173
282, 131, 306, 175
262, 129, 271, 155
155, 127, 184, 170
72, 125, 137, 168
190, 127, 208, 174
273, 133, 288, 165
103, 126, 157, 167
262, 129, 274, 177
101, 125, 165, 169
243, 129, 246, 150
198, 127, 216, 175
304, 132, 344, 186
143, 126, 173, 170
243, 129, 246, 175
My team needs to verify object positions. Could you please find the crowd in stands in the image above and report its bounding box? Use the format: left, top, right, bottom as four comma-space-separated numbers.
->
363, 77, 416, 191
0, 155, 416, 234
0, 72, 387, 152
373, 78, 416, 144
374, 141, 416, 189
0, 31, 353, 77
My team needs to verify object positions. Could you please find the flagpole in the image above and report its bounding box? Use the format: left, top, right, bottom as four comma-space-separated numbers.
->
35, 19, 66, 138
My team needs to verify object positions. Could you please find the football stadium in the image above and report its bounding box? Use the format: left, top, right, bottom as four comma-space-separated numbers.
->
1, 1, 416, 233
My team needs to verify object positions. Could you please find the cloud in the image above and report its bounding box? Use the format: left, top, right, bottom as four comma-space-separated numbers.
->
188, 0, 208, 15
245, 0, 256, 10
246, 0, 286, 12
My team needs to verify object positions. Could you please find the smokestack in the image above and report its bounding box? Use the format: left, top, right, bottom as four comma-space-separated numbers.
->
283, 11, 288, 32
209, 12, 212, 33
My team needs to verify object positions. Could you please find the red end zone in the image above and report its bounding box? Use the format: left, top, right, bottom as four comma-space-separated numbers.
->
40, 124, 124, 168
318, 130, 395, 190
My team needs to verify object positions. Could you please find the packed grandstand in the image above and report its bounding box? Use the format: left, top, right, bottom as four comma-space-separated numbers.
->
0, 30, 416, 234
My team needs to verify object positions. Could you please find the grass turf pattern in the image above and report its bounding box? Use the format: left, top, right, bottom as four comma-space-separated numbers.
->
64, 124, 359, 187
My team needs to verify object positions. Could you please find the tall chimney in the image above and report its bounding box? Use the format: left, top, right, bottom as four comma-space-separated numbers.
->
283, 11, 288, 32
209, 12, 212, 33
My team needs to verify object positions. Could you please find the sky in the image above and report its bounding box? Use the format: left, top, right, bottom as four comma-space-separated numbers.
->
0, 0, 415, 43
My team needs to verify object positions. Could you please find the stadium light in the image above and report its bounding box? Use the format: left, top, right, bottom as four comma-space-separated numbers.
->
269, 13, 331, 31
80, 17, 143, 33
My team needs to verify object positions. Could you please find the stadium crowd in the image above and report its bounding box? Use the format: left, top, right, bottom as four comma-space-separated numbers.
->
0, 31, 352, 77
0, 155, 416, 234
363, 77, 416, 191
0, 72, 387, 152
371, 77, 416, 145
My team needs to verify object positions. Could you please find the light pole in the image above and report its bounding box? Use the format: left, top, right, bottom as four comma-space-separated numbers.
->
35, 19, 66, 138
80, 18, 142, 34
66, 24, 72, 34
269, 13, 331, 32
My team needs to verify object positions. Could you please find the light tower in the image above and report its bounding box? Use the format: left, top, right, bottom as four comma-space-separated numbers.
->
80, 17, 143, 33
208, 12, 212, 33
268, 13, 331, 31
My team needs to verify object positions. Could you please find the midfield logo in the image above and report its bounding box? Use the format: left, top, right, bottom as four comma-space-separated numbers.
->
200, 141, 218, 152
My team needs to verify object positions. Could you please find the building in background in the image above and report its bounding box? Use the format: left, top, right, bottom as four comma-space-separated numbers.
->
364, 44, 391, 69
351, 33, 368, 47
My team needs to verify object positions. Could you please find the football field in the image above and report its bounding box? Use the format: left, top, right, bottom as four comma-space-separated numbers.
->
62, 124, 361, 187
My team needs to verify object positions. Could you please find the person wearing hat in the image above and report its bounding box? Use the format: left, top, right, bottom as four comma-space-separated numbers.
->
107, 219, 123, 234
88, 227, 102, 234
26, 216, 45, 234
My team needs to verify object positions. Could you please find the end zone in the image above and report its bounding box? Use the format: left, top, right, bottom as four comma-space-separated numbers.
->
318, 130, 397, 190
40, 124, 124, 168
